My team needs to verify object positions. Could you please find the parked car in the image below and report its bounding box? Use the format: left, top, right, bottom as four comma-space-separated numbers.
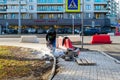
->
74, 29, 80, 34
100, 29, 111, 34
80, 28, 100, 36
56, 28, 80, 34
21, 29, 28, 34
7, 29, 18, 34
56, 28, 64, 34
37, 29, 46, 34
27, 28, 36, 33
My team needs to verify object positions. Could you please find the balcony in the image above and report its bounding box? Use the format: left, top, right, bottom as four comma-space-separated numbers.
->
7, 1, 27, 5
37, 7, 64, 13
0, 9, 6, 13
0, 1, 6, 5
94, 2, 107, 4
94, 9, 108, 13
37, 11, 63, 13
21, 1, 27, 4
37, 0, 63, 5
37, 3, 63, 5
7, 9, 27, 13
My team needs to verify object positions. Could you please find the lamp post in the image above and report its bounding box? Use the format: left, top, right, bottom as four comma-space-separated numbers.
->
18, 0, 21, 34
92, 18, 95, 28
6, 22, 8, 33
81, 0, 84, 49
72, 14, 75, 34
0, 25, 1, 34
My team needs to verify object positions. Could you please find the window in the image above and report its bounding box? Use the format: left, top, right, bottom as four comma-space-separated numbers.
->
48, 14, 54, 19
37, 6, 63, 11
86, 13, 91, 18
75, 14, 81, 19
95, 14, 101, 19
22, 14, 27, 19
11, 5, 16, 9
94, 5, 105, 10
29, 14, 33, 19
4, 14, 7, 19
29, 0, 33, 2
57, 14, 63, 19
86, 5, 91, 10
11, 14, 15, 19
94, 0, 106, 2
29, 5, 34, 10
39, 14, 46, 19
86, 0, 90, 1
57, 0, 63, 3
11, 0, 16, 1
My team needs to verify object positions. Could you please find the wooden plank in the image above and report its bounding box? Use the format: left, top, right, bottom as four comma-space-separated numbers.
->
81, 59, 88, 65
75, 58, 83, 65
75, 58, 96, 65
85, 59, 96, 65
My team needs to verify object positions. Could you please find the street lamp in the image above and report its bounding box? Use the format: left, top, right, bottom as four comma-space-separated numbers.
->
0, 25, 1, 34
72, 14, 75, 34
18, 0, 21, 34
81, 0, 84, 49
6, 22, 9, 33
92, 17, 95, 28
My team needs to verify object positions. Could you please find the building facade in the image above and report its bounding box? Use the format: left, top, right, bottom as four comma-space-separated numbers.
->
0, 0, 111, 34
107, 0, 119, 27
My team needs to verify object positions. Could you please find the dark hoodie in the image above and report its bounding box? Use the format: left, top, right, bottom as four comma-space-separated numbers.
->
46, 28, 56, 44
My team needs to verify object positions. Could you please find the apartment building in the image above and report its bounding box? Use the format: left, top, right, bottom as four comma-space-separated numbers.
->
0, 0, 111, 33
107, 0, 119, 27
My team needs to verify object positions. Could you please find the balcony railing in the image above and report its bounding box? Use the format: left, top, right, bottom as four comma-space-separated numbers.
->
0, 9, 6, 11
37, 0, 63, 4
94, 9, 108, 13
37, 8, 63, 12
0, 1, 6, 4
37, 11, 63, 13
94, 2, 107, 4
7, 9, 27, 13
7, 1, 27, 5
37, 3, 63, 5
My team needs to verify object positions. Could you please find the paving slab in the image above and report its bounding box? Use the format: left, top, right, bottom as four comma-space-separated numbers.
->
53, 51, 120, 80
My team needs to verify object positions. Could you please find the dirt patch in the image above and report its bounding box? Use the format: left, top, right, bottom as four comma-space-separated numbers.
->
0, 46, 53, 80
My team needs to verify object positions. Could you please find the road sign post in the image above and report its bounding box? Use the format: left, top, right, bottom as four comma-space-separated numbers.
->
66, 0, 80, 35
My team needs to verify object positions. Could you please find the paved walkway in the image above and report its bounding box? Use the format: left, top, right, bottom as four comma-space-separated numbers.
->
53, 51, 120, 80
0, 38, 120, 80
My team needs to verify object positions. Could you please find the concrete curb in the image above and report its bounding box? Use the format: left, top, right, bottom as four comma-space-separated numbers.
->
100, 51, 120, 64
48, 55, 56, 80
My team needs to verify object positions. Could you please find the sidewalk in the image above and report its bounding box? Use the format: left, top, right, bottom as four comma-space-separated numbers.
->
0, 38, 120, 80
53, 51, 120, 80
0, 40, 53, 57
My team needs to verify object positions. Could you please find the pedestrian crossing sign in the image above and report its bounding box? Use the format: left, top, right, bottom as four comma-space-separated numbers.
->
66, 0, 80, 12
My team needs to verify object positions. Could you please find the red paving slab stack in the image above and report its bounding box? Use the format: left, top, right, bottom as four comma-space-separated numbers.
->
57, 36, 63, 48
63, 38, 74, 49
57, 36, 80, 55
57, 36, 74, 49
91, 34, 112, 44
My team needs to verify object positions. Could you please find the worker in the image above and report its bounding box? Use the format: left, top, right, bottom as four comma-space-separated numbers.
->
46, 27, 56, 52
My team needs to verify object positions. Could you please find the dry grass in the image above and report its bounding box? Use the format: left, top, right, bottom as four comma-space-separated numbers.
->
0, 46, 53, 80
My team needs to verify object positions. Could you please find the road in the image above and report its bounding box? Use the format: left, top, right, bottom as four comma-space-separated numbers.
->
0, 35, 120, 60
74, 36, 120, 60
